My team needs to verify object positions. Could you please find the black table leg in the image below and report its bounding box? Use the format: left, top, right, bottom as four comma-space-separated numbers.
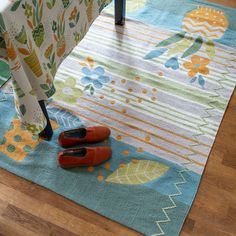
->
38, 100, 53, 140
115, 0, 126, 25
37, 2, 125, 141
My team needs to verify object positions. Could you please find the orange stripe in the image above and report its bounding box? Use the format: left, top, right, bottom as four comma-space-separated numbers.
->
76, 101, 208, 158
183, 19, 225, 33
182, 25, 220, 38
51, 103, 205, 167
81, 97, 211, 148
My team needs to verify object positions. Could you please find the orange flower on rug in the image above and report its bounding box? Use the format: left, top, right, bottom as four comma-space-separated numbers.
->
183, 55, 210, 77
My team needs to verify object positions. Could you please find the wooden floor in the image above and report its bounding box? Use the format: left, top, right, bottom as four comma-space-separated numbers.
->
0, 2, 236, 236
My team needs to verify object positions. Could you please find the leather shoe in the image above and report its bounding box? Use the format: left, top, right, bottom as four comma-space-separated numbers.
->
58, 147, 112, 168
58, 126, 111, 148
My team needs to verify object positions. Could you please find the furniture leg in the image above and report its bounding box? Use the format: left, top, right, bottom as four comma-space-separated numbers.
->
115, 0, 126, 25
38, 2, 125, 141
38, 100, 53, 140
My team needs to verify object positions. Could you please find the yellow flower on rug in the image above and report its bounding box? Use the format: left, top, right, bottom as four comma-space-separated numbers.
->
53, 77, 83, 104
183, 55, 210, 77
182, 7, 228, 40
0, 119, 58, 161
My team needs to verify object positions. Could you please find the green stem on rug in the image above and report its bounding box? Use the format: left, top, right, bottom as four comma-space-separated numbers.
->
84, 84, 94, 95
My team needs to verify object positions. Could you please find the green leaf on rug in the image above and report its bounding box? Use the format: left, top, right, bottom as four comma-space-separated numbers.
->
10, 0, 21, 11
0, 60, 11, 81
40, 84, 50, 90
167, 38, 193, 56
156, 32, 186, 47
106, 160, 169, 185
181, 36, 203, 58
205, 40, 215, 59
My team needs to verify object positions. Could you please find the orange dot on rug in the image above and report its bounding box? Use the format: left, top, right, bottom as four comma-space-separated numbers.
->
122, 150, 129, 155
97, 175, 104, 181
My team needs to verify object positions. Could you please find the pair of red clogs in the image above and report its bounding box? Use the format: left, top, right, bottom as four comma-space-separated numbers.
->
58, 126, 112, 168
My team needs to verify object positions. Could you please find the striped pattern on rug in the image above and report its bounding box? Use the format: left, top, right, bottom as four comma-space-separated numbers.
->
53, 14, 236, 174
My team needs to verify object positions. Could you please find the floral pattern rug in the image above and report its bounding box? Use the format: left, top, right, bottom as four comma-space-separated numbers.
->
0, 0, 236, 235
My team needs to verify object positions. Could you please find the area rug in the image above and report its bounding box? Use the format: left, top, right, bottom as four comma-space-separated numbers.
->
0, 0, 236, 235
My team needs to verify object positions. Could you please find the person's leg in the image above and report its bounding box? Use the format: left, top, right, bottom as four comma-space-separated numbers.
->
115, 0, 126, 25
38, 100, 53, 140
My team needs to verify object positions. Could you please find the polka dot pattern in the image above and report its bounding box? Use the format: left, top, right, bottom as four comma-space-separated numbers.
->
104, 163, 111, 170
125, 98, 130, 104
88, 166, 95, 172
137, 98, 142, 103
97, 175, 104, 182
122, 150, 129, 155
23, 145, 32, 153
0, 119, 59, 161
137, 147, 144, 153
145, 136, 151, 142
116, 135, 122, 140
14, 135, 22, 142
7, 144, 16, 152
121, 108, 127, 114
119, 163, 126, 168
142, 89, 147, 94
0, 137, 6, 145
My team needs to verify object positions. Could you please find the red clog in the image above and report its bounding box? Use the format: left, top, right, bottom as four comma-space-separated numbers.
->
58, 147, 112, 168
58, 126, 111, 148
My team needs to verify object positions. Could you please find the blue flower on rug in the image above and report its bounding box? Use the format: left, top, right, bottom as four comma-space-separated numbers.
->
80, 56, 110, 95
165, 57, 179, 70
190, 75, 206, 89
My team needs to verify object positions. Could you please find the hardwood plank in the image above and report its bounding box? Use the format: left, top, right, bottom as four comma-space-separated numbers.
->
0, 170, 140, 236
0, 216, 39, 236
0, 183, 139, 236
2, 204, 78, 236
0, 1, 236, 235
191, 221, 235, 236
207, 0, 236, 7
